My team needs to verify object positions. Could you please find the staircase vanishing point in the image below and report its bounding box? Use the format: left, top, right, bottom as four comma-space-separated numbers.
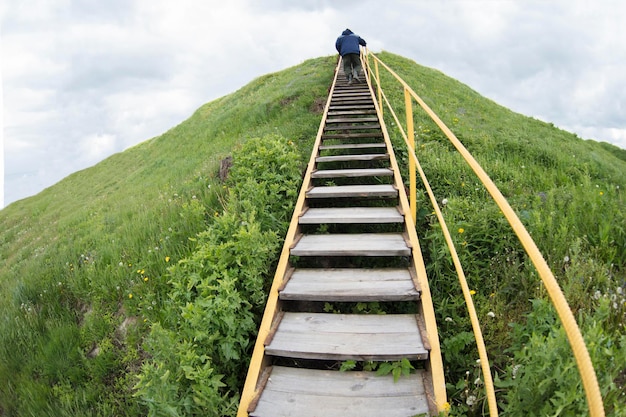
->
238, 62, 445, 417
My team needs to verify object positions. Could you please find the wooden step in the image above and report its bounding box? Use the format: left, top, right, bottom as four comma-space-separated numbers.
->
280, 268, 419, 301
327, 110, 377, 116
290, 233, 409, 257
299, 206, 402, 223
311, 168, 393, 179
306, 184, 397, 199
324, 124, 381, 131
328, 105, 375, 111
319, 143, 385, 151
250, 366, 430, 417
322, 132, 382, 139
332, 92, 372, 98
326, 117, 379, 124
265, 312, 428, 361
316, 153, 388, 163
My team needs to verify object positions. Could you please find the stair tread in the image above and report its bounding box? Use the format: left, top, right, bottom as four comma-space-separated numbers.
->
280, 268, 419, 301
311, 168, 393, 178
265, 312, 428, 360
316, 153, 388, 163
291, 233, 410, 256
250, 366, 429, 417
326, 117, 379, 124
306, 184, 397, 199
319, 143, 386, 150
299, 206, 402, 223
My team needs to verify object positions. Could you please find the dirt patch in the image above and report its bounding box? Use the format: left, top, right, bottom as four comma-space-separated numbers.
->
310, 97, 326, 114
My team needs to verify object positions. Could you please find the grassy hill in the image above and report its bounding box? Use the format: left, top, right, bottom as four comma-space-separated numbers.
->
1, 52, 624, 416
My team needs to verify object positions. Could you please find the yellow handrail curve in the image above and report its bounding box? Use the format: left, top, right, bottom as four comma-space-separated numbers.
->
236, 59, 343, 417
362, 55, 448, 412
365, 50, 605, 417
363, 53, 498, 416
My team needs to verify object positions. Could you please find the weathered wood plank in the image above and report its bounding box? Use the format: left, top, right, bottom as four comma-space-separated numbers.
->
265, 312, 428, 360
328, 105, 375, 111
290, 233, 409, 257
322, 132, 381, 139
326, 117, 379, 124
327, 110, 377, 116
280, 268, 420, 301
319, 143, 386, 150
306, 184, 397, 199
250, 367, 430, 417
299, 207, 402, 223
315, 153, 388, 163
311, 168, 393, 179
324, 124, 381, 131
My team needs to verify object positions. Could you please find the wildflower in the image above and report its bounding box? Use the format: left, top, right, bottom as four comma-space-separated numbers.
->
128, 294, 133, 299
470, 289, 476, 295
441, 198, 448, 206
458, 228, 465, 234
593, 290, 601, 300
474, 377, 482, 386
443, 402, 451, 412
599, 191, 604, 196
490, 292, 496, 298
466, 395, 477, 406
143, 277, 149, 282
445, 317, 453, 322
165, 256, 171, 262
564, 255, 570, 263
512, 364, 522, 378
487, 311, 496, 318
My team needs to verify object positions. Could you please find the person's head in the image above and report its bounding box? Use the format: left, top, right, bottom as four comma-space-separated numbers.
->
342, 28, 353, 36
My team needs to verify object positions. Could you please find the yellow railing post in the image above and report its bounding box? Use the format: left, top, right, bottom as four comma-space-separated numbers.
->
404, 88, 416, 223
375, 59, 383, 118
368, 51, 605, 417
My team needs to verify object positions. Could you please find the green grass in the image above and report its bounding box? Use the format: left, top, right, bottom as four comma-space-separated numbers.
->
0, 51, 624, 416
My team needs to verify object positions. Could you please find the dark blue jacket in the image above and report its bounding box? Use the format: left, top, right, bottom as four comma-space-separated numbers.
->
335, 29, 366, 56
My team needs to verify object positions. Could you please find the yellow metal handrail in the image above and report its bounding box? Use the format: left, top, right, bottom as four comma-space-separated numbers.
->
364, 50, 605, 417
363, 52, 498, 416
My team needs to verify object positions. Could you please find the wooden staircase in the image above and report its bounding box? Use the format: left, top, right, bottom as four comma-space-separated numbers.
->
238, 62, 444, 417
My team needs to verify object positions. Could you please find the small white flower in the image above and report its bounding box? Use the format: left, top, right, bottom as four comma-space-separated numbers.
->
119, 262, 124, 267
474, 377, 482, 386
441, 198, 448, 206
466, 395, 477, 406
563, 255, 570, 263
487, 311, 496, 318
593, 290, 602, 300
617, 287, 623, 295
445, 317, 453, 322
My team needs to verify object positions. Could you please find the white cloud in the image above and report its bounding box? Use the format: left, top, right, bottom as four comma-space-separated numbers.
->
2, 0, 625, 207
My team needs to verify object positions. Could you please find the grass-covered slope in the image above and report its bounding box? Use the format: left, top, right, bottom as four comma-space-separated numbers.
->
372, 52, 626, 415
0, 56, 334, 416
0, 51, 624, 416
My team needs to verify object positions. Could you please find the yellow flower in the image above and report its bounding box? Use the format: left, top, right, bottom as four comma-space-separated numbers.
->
128, 293, 133, 299
470, 290, 476, 295
165, 256, 171, 262
599, 191, 604, 196
458, 228, 465, 234
443, 402, 451, 412
143, 277, 149, 282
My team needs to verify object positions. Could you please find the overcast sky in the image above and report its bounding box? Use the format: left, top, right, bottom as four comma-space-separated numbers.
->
1, 0, 625, 208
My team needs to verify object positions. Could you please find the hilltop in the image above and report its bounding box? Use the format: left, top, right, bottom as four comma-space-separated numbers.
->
0, 52, 624, 416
